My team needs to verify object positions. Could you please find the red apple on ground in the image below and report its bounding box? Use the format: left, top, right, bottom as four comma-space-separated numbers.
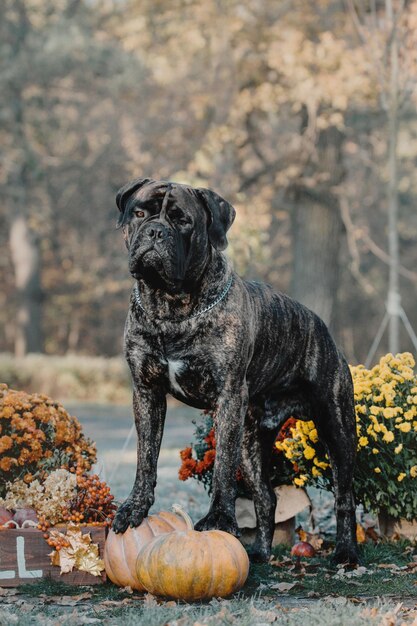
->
291, 541, 315, 559
291, 541, 315, 569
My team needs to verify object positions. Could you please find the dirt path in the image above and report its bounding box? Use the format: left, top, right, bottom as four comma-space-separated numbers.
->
67, 401, 211, 522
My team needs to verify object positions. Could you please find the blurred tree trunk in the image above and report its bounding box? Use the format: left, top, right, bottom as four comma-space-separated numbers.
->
4, 3, 43, 355
290, 125, 344, 327
9, 210, 43, 356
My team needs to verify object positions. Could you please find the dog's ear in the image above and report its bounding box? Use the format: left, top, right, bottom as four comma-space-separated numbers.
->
116, 177, 154, 227
195, 188, 236, 251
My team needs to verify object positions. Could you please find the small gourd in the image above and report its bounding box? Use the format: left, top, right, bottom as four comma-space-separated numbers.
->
136, 506, 249, 600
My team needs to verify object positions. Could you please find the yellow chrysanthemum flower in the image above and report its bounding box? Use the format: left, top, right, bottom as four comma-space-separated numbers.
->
382, 431, 394, 443
400, 352, 415, 367
358, 436, 369, 447
374, 467, 381, 473
396, 422, 411, 433
313, 458, 329, 470
303, 445, 316, 460
294, 475, 307, 487
394, 444, 403, 454
309, 428, 318, 443
379, 422, 388, 435
397, 473, 406, 482
356, 405, 367, 415
372, 448, 379, 454
404, 408, 416, 420
410, 466, 417, 478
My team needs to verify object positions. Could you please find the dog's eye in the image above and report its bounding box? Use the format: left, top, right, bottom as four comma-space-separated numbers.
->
134, 210, 145, 218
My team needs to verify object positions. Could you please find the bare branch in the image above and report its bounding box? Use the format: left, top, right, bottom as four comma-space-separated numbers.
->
344, 0, 389, 109
361, 231, 417, 282
339, 196, 377, 295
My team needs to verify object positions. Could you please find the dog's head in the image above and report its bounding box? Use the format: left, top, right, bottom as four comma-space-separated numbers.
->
116, 178, 236, 292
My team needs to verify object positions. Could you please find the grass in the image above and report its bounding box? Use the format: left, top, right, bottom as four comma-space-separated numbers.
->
13, 540, 417, 602
0, 594, 413, 626
0, 353, 131, 403
1, 541, 415, 625
249, 541, 417, 599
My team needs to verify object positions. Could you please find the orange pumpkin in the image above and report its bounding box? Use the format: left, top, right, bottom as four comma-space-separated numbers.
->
104, 509, 188, 590
136, 510, 249, 600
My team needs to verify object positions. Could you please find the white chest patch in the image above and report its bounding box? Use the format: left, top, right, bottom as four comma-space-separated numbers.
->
167, 359, 186, 395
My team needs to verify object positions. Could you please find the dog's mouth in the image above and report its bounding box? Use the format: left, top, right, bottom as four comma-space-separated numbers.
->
130, 247, 186, 291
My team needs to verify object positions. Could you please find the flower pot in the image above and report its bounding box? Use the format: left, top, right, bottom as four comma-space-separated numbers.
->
378, 510, 417, 541
236, 485, 311, 546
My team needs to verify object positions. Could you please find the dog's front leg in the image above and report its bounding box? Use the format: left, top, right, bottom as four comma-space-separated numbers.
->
112, 385, 166, 533
195, 381, 248, 536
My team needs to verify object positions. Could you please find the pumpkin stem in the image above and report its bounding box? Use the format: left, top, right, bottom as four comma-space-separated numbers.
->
172, 504, 194, 530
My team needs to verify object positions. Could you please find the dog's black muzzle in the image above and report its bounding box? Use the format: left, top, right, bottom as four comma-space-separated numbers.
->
129, 218, 171, 260
141, 221, 169, 244
129, 218, 187, 289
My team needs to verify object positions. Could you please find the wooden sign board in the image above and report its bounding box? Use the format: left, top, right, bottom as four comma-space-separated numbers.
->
0, 526, 106, 586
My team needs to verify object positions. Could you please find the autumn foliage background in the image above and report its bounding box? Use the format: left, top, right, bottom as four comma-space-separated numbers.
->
1, 0, 417, 393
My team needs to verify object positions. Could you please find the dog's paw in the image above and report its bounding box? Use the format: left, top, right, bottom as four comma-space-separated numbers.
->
112, 499, 147, 534
331, 543, 360, 566
128, 506, 147, 529
112, 500, 132, 534
195, 510, 240, 537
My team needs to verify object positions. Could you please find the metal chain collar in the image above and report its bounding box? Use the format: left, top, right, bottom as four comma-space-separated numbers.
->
133, 275, 234, 322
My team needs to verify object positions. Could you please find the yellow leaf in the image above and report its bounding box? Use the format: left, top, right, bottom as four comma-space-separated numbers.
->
48, 524, 104, 576
75, 548, 104, 577
58, 548, 76, 574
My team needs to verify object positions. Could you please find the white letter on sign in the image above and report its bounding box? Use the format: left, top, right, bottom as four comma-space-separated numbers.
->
16, 536, 43, 578
0, 563, 15, 579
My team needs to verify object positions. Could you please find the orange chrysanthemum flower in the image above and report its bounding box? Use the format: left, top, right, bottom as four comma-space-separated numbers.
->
0, 384, 96, 496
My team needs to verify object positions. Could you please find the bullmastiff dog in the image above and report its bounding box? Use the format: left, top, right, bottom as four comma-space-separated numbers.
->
112, 177, 358, 564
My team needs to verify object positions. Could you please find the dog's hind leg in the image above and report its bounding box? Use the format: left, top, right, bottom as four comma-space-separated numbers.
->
240, 403, 278, 562
315, 368, 358, 564
240, 396, 309, 562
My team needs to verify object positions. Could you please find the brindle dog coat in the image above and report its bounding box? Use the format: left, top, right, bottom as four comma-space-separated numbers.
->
112, 177, 358, 564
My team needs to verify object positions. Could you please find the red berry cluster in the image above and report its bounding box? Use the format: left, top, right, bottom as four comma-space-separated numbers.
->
61, 469, 116, 526
37, 515, 70, 549
46, 534, 71, 551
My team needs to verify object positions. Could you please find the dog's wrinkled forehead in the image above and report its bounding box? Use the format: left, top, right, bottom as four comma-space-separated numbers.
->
117, 179, 201, 223
132, 181, 170, 205
134, 182, 199, 212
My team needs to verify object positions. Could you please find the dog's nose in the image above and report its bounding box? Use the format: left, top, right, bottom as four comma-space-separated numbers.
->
143, 222, 167, 241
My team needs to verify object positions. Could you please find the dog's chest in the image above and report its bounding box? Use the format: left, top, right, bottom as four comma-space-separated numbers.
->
126, 315, 228, 408
161, 352, 220, 407
165, 358, 187, 395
